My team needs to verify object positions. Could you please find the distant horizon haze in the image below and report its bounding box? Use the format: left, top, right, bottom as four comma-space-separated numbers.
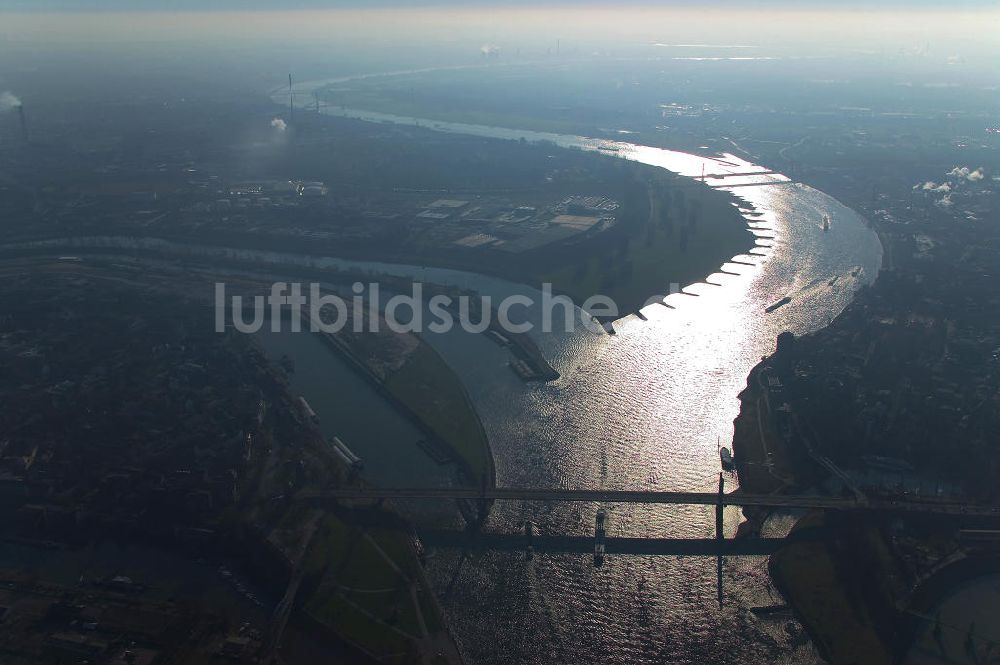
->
0, 5, 996, 51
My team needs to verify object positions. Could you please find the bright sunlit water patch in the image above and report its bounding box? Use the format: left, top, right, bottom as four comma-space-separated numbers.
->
263, 75, 883, 664
2, 5, 995, 661
1, 65, 885, 665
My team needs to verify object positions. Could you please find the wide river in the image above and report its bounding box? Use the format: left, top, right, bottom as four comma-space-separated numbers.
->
306, 93, 882, 664
292, 96, 883, 664
11, 86, 883, 663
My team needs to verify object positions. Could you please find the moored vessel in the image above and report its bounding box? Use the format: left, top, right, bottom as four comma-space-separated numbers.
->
764, 296, 792, 313
594, 509, 608, 567
720, 446, 735, 471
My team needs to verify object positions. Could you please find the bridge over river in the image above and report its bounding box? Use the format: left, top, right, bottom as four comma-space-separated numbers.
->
301, 486, 1000, 519
304, 482, 1000, 608
417, 530, 801, 556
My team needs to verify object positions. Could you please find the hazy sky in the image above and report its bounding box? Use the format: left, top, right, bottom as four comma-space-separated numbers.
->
1, 1, 996, 79
0, 1, 996, 129
1, 0, 997, 8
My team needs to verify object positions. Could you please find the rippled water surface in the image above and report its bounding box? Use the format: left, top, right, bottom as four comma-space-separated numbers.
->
8, 87, 883, 664
302, 105, 881, 664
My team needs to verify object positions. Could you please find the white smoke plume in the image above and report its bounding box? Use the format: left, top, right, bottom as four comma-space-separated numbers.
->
0, 91, 22, 112
270, 117, 287, 132
935, 194, 953, 208
948, 166, 985, 182
480, 43, 501, 58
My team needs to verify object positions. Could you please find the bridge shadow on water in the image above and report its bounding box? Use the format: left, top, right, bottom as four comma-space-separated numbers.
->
417, 528, 823, 556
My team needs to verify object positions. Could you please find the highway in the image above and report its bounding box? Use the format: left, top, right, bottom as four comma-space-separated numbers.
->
301, 487, 1000, 518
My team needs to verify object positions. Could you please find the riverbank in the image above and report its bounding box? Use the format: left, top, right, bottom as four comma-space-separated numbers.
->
538, 170, 756, 317
256, 292, 496, 489
0, 241, 501, 487
767, 513, 899, 665
5, 88, 886, 663
731, 364, 797, 498
730, 330, 886, 661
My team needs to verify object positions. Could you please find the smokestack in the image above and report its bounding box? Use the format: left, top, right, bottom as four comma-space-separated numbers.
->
288, 74, 293, 124
16, 104, 27, 143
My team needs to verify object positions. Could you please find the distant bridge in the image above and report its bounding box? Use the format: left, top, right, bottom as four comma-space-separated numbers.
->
308, 484, 1000, 606
301, 487, 1000, 518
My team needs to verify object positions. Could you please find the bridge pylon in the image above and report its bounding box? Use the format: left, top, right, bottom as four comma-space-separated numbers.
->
716, 473, 725, 608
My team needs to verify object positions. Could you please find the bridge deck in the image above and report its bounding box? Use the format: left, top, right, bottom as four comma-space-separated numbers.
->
419, 530, 797, 556
302, 487, 1000, 518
